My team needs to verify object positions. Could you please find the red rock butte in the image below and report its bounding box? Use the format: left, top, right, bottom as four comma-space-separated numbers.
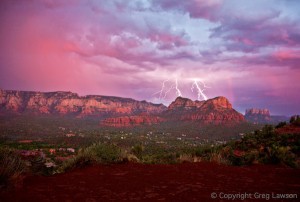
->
0, 89, 245, 127
101, 96, 244, 127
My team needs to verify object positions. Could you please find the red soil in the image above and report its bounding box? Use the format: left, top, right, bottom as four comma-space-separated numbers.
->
1, 162, 299, 201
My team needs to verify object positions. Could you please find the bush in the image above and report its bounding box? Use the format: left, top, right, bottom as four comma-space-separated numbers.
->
194, 145, 214, 158
179, 154, 195, 163
209, 152, 229, 164
227, 150, 257, 166
131, 144, 144, 158
267, 146, 297, 167
178, 145, 228, 164
290, 115, 300, 126
87, 143, 125, 163
275, 122, 287, 129
223, 124, 299, 167
0, 147, 26, 187
58, 142, 126, 172
261, 125, 275, 138
141, 153, 178, 164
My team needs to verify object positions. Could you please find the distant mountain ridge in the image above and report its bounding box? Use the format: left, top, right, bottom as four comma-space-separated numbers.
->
0, 89, 245, 127
101, 96, 245, 127
0, 89, 166, 117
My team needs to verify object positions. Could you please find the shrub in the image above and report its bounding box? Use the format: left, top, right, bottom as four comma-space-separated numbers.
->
227, 149, 244, 166
275, 122, 287, 129
261, 125, 275, 138
125, 154, 139, 163
209, 152, 229, 164
290, 115, 300, 126
179, 154, 195, 163
58, 142, 126, 172
0, 147, 26, 187
194, 145, 214, 159
29, 155, 51, 175
141, 153, 178, 164
267, 146, 297, 167
87, 143, 125, 163
244, 151, 258, 164
223, 125, 299, 167
58, 153, 94, 172
131, 144, 144, 158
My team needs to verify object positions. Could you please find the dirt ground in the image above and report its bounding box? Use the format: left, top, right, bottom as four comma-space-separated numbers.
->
1, 162, 299, 201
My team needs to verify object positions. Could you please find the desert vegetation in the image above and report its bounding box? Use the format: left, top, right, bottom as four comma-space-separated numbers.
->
0, 114, 299, 188
58, 143, 126, 173
290, 115, 300, 126
0, 147, 25, 188
57, 123, 300, 171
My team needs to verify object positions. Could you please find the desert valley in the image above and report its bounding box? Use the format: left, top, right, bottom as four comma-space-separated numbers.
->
1, 0, 300, 201
0, 89, 299, 201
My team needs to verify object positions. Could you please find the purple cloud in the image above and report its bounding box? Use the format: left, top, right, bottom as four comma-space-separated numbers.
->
0, 0, 300, 115
152, 0, 223, 21
210, 10, 300, 53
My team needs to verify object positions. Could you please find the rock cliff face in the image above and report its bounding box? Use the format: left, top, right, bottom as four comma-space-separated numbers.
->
101, 115, 164, 127
244, 108, 289, 124
165, 96, 244, 124
1, 89, 245, 127
167, 97, 204, 110
101, 96, 245, 127
0, 89, 167, 117
245, 108, 271, 123
245, 108, 270, 116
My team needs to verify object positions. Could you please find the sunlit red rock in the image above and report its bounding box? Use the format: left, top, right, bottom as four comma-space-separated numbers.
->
166, 96, 244, 124
101, 115, 164, 127
102, 96, 245, 127
0, 89, 167, 116
0, 89, 245, 127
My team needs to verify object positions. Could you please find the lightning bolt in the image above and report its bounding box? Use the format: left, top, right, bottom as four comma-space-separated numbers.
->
163, 84, 175, 99
191, 79, 208, 101
154, 78, 182, 101
175, 78, 182, 97
153, 80, 169, 100
154, 78, 210, 102
160, 80, 169, 99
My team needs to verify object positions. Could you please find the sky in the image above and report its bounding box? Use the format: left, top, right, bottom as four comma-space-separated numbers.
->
0, 0, 300, 115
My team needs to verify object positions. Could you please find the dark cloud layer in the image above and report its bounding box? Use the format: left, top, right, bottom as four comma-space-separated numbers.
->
0, 0, 299, 115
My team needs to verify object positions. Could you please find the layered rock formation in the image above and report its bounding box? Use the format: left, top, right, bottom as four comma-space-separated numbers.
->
101, 96, 245, 127
245, 108, 289, 124
245, 108, 271, 123
165, 96, 244, 124
167, 97, 204, 110
101, 115, 164, 127
1, 89, 245, 127
0, 89, 166, 117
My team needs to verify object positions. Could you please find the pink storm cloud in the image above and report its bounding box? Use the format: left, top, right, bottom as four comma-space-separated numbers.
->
0, 0, 300, 115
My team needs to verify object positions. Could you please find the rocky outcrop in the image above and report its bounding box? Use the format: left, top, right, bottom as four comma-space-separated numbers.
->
101, 115, 164, 127
0, 89, 245, 127
101, 96, 245, 127
200, 96, 233, 110
0, 89, 167, 117
245, 108, 270, 116
167, 97, 204, 110
166, 96, 244, 124
245, 108, 289, 124
245, 108, 271, 123
168, 96, 232, 111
